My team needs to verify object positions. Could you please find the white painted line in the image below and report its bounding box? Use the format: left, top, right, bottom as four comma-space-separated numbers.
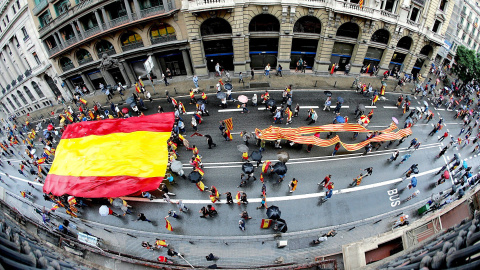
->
218, 108, 243, 112
365, 106, 377, 109
383, 106, 398, 109
0, 172, 43, 186
258, 108, 267, 111
435, 108, 446, 111
299, 106, 319, 109
329, 106, 350, 108
185, 111, 195, 115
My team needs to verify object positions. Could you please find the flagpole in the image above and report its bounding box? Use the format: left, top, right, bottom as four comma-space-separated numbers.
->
178, 254, 194, 269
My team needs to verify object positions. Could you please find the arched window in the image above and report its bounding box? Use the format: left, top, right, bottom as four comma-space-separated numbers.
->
371, 29, 390, 44
76, 49, 92, 65
200, 18, 232, 36
293, 16, 321, 34
1, 103, 9, 114
420, 45, 433, 56
150, 23, 176, 44
11, 94, 21, 107
396, 36, 413, 50
24, 86, 35, 101
6, 97, 15, 110
60, 57, 74, 71
17, 90, 27, 104
249, 14, 280, 32
32, 81, 45, 98
336, 22, 359, 39
96, 40, 115, 57
120, 31, 142, 46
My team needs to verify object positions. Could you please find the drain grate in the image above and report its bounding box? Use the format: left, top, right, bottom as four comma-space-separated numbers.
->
249, 82, 270, 88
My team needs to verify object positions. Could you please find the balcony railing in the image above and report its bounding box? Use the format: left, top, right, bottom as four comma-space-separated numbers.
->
62, 63, 75, 71
141, 5, 165, 17
24, 69, 32, 77
151, 35, 177, 45
65, 37, 77, 47
17, 75, 24, 82
32, 0, 48, 16
380, 10, 398, 19
78, 57, 93, 65
121, 42, 144, 52
47, 46, 61, 57
98, 49, 116, 56
110, 15, 129, 29
407, 19, 420, 27
337, 1, 374, 14
412, 0, 425, 6
11, 80, 16, 87
84, 26, 101, 38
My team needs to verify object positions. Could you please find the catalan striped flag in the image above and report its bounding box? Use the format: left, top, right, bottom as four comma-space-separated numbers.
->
260, 219, 272, 229
359, 0, 364, 8
224, 118, 233, 130
139, 78, 145, 87
43, 113, 175, 198
165, 217, 173, 231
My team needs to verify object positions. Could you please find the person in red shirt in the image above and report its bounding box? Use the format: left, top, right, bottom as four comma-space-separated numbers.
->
318, 175, 332, 188
439, 131, 448, 142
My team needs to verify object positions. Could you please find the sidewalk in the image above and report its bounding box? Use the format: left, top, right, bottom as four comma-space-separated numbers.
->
18, 71, 427, 125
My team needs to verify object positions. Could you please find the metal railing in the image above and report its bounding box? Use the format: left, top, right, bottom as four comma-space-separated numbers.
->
380, 9, 398, 19
110, 15, 129, 28
32, 0, 48, 16
84, 26, 101, 38
78, 57, 94, 65
65, 37, 77, 47
151, 35, 177, 45
62, 63, 75, 72
140, 5, 165, 18
11, 80, 16, 87
338, 1, 374, 14
98, 49, 116, 57
47, 46, 61, 57
407, 19, 420, 27
121, 42, 144, 52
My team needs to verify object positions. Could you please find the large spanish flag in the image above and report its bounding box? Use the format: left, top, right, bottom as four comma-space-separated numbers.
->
43, 113, 175, 198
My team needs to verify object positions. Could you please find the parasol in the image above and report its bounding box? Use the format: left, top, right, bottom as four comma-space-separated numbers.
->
276, 151, 290, 163
250, 151, 262, 161
170, 160, 183, 173
359, 115, 370, 124
122, 107, 129, 114
47, 124, 54, 131
274, 218, 288, 233
324, 91, 332, 97
224, 83, 233, 90
237, 144, 249, 153
266, 205, 281, 220
392, 117, 399, 124
188, 171, 202, 183
337, 97, 344, 104
99, 205, 109, 216
238, 95, 248, 103
266, 99, 276, 107
335, 115, 345, 123
242, 162, 254, 174
272, 162, 287, 175
443, 170, 450, 179
216, 92, 226, 99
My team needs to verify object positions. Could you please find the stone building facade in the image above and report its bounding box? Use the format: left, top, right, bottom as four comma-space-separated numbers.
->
0, 0, 69, 118
26, 0, 453, 100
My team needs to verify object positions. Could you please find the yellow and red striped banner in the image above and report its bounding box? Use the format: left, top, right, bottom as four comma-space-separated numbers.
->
224, 118, 233, 130
255, 122, 412, 151
43, 113, 175, 198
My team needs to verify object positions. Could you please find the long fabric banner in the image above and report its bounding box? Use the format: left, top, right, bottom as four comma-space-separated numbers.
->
43, 113, 175, 198
255, 122, 412, 151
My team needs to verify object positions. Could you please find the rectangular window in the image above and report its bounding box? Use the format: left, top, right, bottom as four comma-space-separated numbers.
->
21, 27, 29, 41
54, 0, 71, 16
460, 17, 464, 25
410, 7, 420, 22
469, 38, 472, 46
38, 10, 51, 27
16, 0, 20, 9
439, 0, 447, 11
12, 6, 16, 14
6, 15, 9, 23
432, 20, 441, 33
462, 33, 466, 41
32, 52, 41, 65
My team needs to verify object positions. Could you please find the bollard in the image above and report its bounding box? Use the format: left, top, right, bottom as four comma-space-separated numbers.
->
373, 219, 382, 224
174, 87, 177, 94
334, 81, 337, 88
126, 233, 137, 238
347, 226, 355, 231
314, 81, 318, 88
104, 228, 112, 233
395, 212, 404, 217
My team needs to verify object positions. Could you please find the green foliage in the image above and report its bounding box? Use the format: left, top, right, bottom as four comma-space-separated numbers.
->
452, 45, 480, 85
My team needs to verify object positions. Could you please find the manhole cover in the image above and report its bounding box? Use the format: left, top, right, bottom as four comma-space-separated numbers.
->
250, 82, 270, 88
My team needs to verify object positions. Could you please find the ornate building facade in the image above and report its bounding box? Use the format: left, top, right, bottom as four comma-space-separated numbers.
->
0, 0, 69, 118
25, 0, 453, 105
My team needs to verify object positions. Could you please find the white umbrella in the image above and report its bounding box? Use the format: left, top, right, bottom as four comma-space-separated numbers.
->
99, 205, 109, 216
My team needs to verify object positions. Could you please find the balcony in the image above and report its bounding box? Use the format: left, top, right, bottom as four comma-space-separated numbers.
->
141, 5, 165, 17
110, 15, 129, 29
412, 0, 425, 6
151, 35, 177, 45
98, 49, 116, 56
24, 69, 32, 77
78, 57, 93, 65
84, 26, 101, 38
183, 0, 235, 12
62, 63, 75, 71
32, 0, 49, 16
121, 42, 144, 52
379, 10, 398, 20
17, 75, 24, 83
335, 1, 374, 16
48, 46, 62, 56
23, 35, 30, 42
407, 19, 420, 28
11, 80, 16, 87
65, 37, 77, 47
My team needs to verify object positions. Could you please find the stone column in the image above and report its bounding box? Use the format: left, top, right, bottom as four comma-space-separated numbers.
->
54, 32, 65, 48
188, 40, 208, 76
94, 10, 104, 31
8, 41, 27, 73
101, 7, 110, 29
121, 60, 136, 84
75, 20, 85, 39
378, 47, 395, 74
71, 22, 80, 42
314, 37, 335, 75
0, 53, 14, 83
162, 0, 169, 12
3, 48, 20, 78
118, 60, 131, 86
80, 73, 96, 92
123, 0, 133, 21
350, 43, 368, 74
65, 78, 75, 93
133, 0, 142, 19
147, 53, 162, 81
181, 49, 193, 77
100, 68, 116, 86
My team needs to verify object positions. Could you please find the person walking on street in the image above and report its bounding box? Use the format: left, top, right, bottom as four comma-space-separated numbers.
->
250, 68, 255, 80
205, 135, 216, 149
436, 146, 448, 158
350, 174, 363, 187
289, 178, 298, 193
387, 150, 399, 162
439, 131, 448, 142
193, 75, 199, 88
137, 213, 152, 223
363, 167, 373, 177
256, 195, 267, 209
407, 138, 418, 149
399, 153, 412, 164
332, 142, 340, 156
168, 210, 179, 219
239, 219, 246, 231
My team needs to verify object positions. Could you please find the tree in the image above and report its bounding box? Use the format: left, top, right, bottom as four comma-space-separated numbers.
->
452, 45, 480, 89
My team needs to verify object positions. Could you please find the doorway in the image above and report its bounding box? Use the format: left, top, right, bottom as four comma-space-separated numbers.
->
44, 75, 62, 98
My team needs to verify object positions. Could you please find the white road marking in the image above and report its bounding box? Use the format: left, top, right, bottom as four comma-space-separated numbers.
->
330, 106, 350, 108
0, 172, 43, 186
365, 106, 377, 109
299, 106, 319, 109
383, 106, 398, 109
218, 108, 243, 112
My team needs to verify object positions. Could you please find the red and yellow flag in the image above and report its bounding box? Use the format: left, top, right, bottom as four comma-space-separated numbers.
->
224, 118, 233, 131
209, 195, 217, 203
261, 219, 272, 229
359, 0, 364, 8
156, 239, 168, 247
37, 158, 46, 164
79, 98, 87, 105
135, 83, 142, 93
43, 113, 175, 198
165, 217, 173, 231
236, 191, 242, 205
196, 181, 206, 191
